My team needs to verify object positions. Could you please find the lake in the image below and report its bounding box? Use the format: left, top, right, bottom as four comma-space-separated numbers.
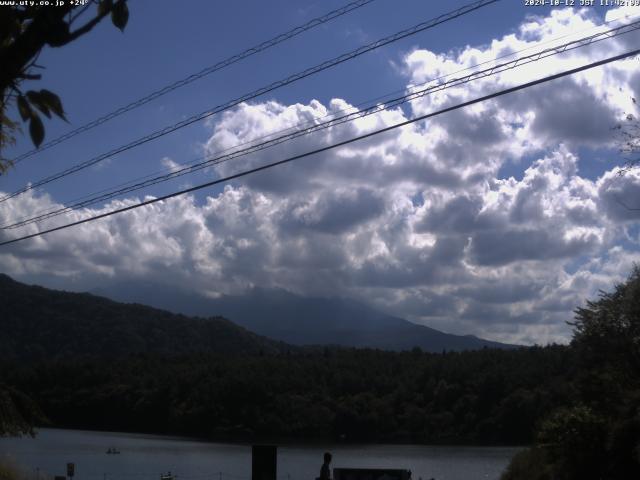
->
0, 429, 520, 480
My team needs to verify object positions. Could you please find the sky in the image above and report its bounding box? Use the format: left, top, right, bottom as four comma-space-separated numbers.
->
2, 0, 640, 345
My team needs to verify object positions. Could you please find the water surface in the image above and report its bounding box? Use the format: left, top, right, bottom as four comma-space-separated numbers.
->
0, 429, 520, 480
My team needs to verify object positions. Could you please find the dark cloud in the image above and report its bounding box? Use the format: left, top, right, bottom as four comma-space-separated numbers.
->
499, 78, 619, 147
454, 280, 544, 305
415, 195, 483, 234
566, 203, 600, 226
459, 301, 555, 328
352, 235, 467, 288
509, 177, 547, 223
377, 290, 458, 318
432, 106, 506, 147
468, 228, 599, 266
598, 171, 640, 222
278, 187, 385, 235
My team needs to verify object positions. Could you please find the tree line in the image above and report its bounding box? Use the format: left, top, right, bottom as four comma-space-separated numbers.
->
2, 345, 572, 445
1, 268, 638, 479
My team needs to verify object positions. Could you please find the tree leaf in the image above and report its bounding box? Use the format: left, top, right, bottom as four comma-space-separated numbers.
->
39, 89, 67, 122
111, 0, 129, 32
46, 19, 70, 47
17, 95, 31, 122
29, 113, 45, 148
26, 90, 51, 118
98, 0, 114, 17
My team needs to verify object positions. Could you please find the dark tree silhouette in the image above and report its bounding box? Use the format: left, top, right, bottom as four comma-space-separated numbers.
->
0, 383, 45, 437
502, 267, 640, 480
0, 0, 129, 172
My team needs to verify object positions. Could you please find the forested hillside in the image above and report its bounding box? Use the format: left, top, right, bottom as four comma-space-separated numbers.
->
2, 346, 572, 445
0, 274, 286, 360
0, 272, 572, 445
2, 268, 638, 479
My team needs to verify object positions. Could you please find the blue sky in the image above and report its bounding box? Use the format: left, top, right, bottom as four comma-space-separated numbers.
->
3, 0, 600, 200
2, 0, 640, 345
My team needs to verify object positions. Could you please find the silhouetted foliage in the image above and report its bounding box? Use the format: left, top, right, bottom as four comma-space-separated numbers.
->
502, 267, 640, 479
0, 345, 574, 444
0, 457, 30, 480
0, 269, 636, 461
0, 383, 45, 437
501, 447, 552, 480
0, 1, 129, 170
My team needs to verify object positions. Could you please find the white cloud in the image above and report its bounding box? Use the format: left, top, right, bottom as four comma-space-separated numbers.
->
2, 7, 640, 345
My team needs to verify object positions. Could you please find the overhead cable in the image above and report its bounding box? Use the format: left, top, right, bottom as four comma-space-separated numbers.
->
3, 18, 639, 229
9, 0, 378, 164
0, 0, 500, 204
1, 46, 637, 247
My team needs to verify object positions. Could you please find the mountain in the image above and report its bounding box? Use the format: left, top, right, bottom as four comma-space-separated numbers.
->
0, 274, 286, 362
94, 280, 516, 352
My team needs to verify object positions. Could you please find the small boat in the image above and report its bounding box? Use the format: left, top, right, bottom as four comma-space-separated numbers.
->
106, 447, 121, 454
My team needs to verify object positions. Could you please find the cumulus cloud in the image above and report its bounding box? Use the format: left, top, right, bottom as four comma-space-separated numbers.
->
598, 167, 640, 221
2, 7, 640, 345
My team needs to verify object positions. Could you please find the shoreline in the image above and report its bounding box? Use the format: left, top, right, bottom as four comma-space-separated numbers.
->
19, 426, 528, 450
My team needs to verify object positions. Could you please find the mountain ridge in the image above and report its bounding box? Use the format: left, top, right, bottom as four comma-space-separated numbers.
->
0, 273, 516, 355
0, 273, 287, 362
93, 279, 517, 351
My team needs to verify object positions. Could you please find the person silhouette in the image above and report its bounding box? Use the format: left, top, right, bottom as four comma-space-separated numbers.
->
319, 452, 332, 480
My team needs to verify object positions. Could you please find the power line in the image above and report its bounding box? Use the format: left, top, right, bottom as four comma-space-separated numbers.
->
9, 0, 378, 165
4, 17, 639, 229
2, 19, 635, 229
2, 12, 637, 230
16, 7, 636, 226
1, 47, 637, 247
0, 0, 500, 204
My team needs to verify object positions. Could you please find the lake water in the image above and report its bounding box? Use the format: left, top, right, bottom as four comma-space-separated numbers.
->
0, 429, 520, 480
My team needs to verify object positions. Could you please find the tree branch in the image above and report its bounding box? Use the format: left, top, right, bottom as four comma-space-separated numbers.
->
0, 6, 74, 92
65, 7, 112, 43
